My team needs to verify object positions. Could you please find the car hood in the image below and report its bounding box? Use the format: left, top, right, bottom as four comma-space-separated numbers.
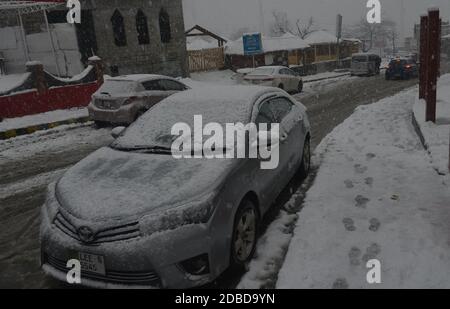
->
56, 147, 236, 221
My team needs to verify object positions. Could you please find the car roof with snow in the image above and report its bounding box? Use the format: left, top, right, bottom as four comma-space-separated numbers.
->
114, 85, 285, 148
105, 74, 177, 83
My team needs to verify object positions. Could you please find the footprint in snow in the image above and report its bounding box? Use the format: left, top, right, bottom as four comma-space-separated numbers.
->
343, 218, 356, 231
349, 247, 362, 266
365, 177, 374, 186
332, 278, 349, 289
354, 164, 368, 174
344, 180, 354, 189
366, 153, 376, 160
355, 195, 370, 208
369, 218, 381, 232
362, 243, 381, 263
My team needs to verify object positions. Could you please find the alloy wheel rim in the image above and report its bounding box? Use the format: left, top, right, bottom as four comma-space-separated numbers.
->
234, 208, 256, 262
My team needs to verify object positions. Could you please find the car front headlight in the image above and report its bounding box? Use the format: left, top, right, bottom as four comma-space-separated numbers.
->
43, 182, 60, 222
139, 192, 218, 236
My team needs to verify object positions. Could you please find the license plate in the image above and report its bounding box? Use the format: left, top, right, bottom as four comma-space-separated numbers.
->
78, 252, 106, 276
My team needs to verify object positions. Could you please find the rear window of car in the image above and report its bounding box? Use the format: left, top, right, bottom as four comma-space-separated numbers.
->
249, 68, 275, 76
98, 80, 139, 95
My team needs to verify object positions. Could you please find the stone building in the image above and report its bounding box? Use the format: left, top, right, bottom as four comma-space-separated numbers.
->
0, 0, 188, 77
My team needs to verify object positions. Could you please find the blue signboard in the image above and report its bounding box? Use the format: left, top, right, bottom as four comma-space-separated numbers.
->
243, 33, 263, 56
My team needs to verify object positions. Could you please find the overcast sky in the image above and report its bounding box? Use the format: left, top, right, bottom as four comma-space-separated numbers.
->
183, 0, 450, 41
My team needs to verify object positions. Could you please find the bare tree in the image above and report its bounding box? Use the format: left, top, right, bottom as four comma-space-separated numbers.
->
271, 10, 292, 36
270, 10, 316, 39
294, 17, 317, 39
344, 18, 397, 53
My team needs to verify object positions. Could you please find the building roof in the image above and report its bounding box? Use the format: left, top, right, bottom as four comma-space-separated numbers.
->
225, 33, 310, 56
304, 30, 338, 45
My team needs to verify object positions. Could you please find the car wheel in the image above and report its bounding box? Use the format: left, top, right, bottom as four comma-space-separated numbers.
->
278, 83, 284, 90
297, 81, 303, 93
230, 199, 258, 267
299, 137, 311, 178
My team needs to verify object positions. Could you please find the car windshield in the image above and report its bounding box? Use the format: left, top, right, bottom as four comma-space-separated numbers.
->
97, 80, 138, 95
249, 68, 275, 76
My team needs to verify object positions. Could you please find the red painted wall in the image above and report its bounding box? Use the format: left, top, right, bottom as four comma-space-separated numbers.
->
0, 82, 100, 119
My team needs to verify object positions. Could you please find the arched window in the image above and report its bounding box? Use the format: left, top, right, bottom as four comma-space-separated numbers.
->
159, 8, 171, 43
111, 9, 127, 47
136, 9, 150, 45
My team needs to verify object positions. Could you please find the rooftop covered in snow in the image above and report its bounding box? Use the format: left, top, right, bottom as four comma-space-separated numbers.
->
304, 30, 338, 45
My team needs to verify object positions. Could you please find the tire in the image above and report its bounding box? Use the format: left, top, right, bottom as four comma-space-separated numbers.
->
230, 199, 259, 267
297, 81, 303, 93
299, 137, 311, 178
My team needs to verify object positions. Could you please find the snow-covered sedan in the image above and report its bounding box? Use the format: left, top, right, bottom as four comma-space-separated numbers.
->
243, 66, 304, 93
40, 86, 311, 289
88, 75, 189, 126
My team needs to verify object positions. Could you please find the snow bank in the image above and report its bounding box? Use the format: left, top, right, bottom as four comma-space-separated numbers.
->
413, 74, 450, 175
0, 108, 88, 131
277, 88, 450, 289
0, 73, 31, 95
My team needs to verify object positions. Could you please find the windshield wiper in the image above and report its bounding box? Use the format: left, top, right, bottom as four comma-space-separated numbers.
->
113, 145, 172, 154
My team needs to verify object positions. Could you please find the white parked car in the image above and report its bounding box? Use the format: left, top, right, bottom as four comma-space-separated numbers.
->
88, 75, 189, 126
243, 66, 303, 93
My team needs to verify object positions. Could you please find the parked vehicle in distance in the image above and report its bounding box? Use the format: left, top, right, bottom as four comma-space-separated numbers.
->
40, 86, 311, 289
350, 53, 382, 76
88, 75, 189, 126
385, 58, 419, 80
243, 66, 303, 93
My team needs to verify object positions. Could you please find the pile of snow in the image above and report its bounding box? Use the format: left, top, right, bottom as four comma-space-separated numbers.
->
0, 108, 88, 132
0, 73, 31, 95
277, 87, 450, 289
225, 34, 310, 56
413, 74, 450, 175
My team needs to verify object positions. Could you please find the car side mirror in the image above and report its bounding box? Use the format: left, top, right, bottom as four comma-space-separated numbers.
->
111, 126, 126, 139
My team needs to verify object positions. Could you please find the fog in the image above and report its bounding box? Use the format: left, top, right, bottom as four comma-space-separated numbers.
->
183, 0, 450, 41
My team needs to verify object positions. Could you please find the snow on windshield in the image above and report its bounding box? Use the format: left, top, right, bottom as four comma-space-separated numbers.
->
113, 86, 267, 149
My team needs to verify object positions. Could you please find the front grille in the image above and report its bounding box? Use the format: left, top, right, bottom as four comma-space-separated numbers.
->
53, 212, 141, 245
44, 254, 161, 287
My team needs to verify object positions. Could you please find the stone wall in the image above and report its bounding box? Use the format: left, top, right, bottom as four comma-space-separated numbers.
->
87, 0, 188, 77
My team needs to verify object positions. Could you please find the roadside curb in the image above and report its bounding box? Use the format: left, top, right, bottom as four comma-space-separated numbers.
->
411, 111, 427, 150
0, 116, 92, 141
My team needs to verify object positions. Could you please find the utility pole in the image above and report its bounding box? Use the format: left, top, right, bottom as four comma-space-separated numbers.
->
258, 0, 265, 35
400, 0, 405, 47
